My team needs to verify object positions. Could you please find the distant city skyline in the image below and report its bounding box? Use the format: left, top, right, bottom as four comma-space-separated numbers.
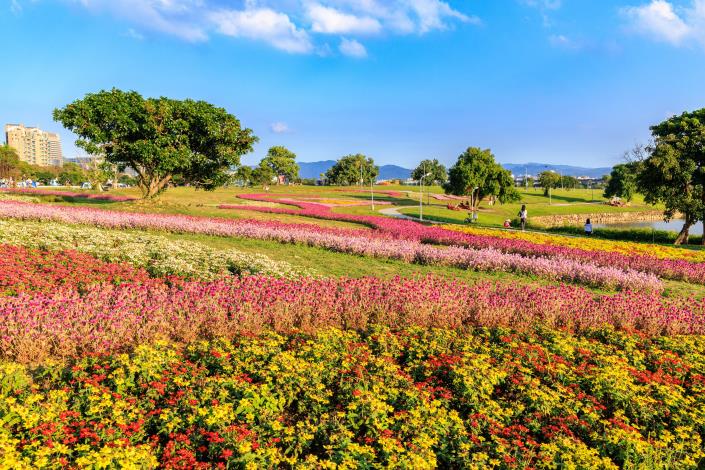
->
2, 0, 704, 169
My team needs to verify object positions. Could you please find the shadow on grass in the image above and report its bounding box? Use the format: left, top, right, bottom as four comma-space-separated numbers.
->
348, 194, 420, 205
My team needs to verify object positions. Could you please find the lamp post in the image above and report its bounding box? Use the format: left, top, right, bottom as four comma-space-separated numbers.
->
370, 178, 374, 210
419, 171, 431, 221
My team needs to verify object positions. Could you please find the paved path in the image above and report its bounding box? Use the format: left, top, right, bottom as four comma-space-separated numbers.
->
378, 206, 446, 224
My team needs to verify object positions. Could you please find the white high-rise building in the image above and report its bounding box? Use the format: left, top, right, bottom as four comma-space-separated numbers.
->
5, 124, 63, 167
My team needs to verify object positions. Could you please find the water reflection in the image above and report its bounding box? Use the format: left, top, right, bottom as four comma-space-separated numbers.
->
594, 219, 704, 235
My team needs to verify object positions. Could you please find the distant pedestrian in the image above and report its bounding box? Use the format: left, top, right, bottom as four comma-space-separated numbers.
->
503, 219, 511, 228
518, 205, 527, 231
585, 218, 593, 236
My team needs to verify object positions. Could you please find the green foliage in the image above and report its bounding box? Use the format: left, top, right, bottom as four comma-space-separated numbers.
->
252, 165, 275, 186
604, 163, 638, 202
538, 171, 561, 196
412, 158, 447, 185
259, 146, 299, 183
325, 154, 379, 186
58, 163, 86, 186
233, 165, 253, 186
53, 88, 258, 198
560, 175, 580, 190
0, 145, 20, 179
637, 109, 705, 244
444, 147, 519, 204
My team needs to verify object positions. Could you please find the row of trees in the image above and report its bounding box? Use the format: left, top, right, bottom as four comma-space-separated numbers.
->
0, 144, 136, 188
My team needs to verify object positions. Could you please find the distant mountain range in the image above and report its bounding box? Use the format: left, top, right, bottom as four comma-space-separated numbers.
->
296, 160, 613, 181
297, 161, 412, 180
501, 163, 613, 179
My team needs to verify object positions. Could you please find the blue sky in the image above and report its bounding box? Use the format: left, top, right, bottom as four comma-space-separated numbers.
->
2, 0, 705, 168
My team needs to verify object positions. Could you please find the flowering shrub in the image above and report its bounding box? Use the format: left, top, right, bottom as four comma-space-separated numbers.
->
0, 200, 659, 291
0, 244, 152, 295
0, 261, 701, 364
222, 194, 705, 285
0, 326, 702, 468
444, 224, 705, 263
0, 219, 306, 280
0, 188, 135, 202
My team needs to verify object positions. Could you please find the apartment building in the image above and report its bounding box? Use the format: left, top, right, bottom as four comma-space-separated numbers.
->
5, 124, 63, 167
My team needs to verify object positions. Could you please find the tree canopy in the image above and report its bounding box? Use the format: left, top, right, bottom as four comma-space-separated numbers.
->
443, 147, 519, 205
537, 171, 561, 196
636, 109, 705, 244
325, 154, 379, 186
0, 145, 20, 179
412, 159, 447, 185
53, 88, 257, 198
259, 146, 299, 183
604, 163, 638, 202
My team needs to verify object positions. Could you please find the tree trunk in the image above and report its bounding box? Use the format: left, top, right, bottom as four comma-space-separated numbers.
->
675, 217, 694, 245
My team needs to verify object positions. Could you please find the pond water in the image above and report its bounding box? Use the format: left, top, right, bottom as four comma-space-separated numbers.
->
594, 219, 704, 235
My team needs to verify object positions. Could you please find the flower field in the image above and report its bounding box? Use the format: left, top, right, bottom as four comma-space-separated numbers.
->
0, 188, 136, 202
2, 193, 705, 467
1, 326, 704, 468
444, 224, 705, 263
221, 194, 705, 285
0, 219, 304, 280
0, 200, 661, 290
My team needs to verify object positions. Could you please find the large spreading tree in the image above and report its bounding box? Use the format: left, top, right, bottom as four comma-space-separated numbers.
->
444, 147, 519, 207
325, 154, 379, 186
53, 88, 258, 198
412, 158, 447, 185
637, 109, 705, 244
258, 146, 299, 183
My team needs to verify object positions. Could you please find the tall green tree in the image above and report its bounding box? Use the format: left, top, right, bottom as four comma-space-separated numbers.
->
59, 163, 87, 186
252, 165, 275, 186
0, 145, 20, 179
234, 165, 253, 186
53, 88, 257, 198
259, 146, 299, 183
325, 154, 379, 186
412, 159, 447, 185
636, 110, 705, 244
537, 171, 561, 197
444, 147, 519, 206
603, 163, 638, 202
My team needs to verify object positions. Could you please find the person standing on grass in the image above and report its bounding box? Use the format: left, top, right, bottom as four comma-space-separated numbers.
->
519, 205, 527, 231
585, 218, 593, 236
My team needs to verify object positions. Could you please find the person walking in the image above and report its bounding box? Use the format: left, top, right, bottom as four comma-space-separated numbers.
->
584, 218, 593, 236
519, 205, 528, 231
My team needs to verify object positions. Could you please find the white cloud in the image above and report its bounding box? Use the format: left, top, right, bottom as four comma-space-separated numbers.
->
309, 0, 477, 34
10, 0, 22, 14
339, 37, 367, 57
307, 4, 382, 34
31, 0, 478, 55
125, 28, 145, 40
270, 122, 290, 133
76, 0, 208, 42
521, 0, 562, 9
209, 7, 313, 53
622, 0, 691, 44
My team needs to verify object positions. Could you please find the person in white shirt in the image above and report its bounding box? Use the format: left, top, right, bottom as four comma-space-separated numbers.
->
585, 218, 593, 236
519, 205, 527, 231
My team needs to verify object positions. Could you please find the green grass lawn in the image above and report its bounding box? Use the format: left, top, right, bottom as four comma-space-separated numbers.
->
397, 188, 660, 227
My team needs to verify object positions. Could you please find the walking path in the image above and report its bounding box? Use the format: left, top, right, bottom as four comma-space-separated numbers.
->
378, 206, 445, 224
